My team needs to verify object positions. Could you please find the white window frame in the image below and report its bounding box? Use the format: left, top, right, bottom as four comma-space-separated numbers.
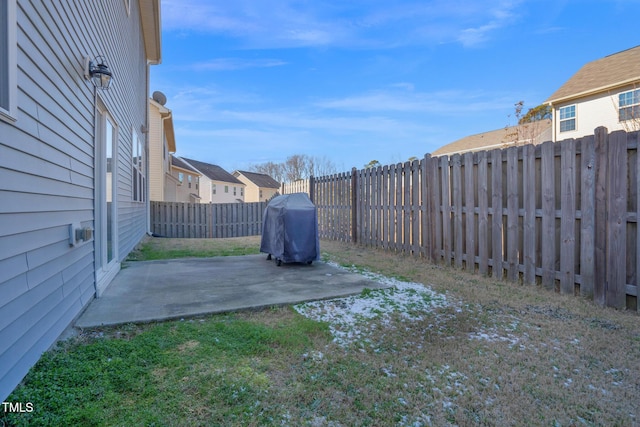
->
0, 0, 17, 121
132, 128, 145, 202
619, 89, 640, 122
559, 105, 576, 133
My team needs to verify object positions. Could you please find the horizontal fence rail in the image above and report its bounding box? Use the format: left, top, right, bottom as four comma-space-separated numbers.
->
282, 128, 639, 311
150, 201, 266, 238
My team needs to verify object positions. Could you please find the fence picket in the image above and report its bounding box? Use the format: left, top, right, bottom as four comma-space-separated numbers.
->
463, 152, 475, 271
452, 155, 463, 267
477, 151, 489, 275
541, 141, 556, 290
491, 149, 504, 279
507, 147, 519, 282
560, 139, 577, 294
522, 144, 536, 284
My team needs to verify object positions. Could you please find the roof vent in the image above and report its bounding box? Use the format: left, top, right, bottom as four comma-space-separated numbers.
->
152, 91, 167, 105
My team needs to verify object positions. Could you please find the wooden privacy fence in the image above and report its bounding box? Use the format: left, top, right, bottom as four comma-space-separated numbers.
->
283, 128, 639, 311
150, 201, 266, 238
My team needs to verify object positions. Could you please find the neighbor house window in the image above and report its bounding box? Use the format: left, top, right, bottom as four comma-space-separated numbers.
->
212, 183, 216, 195
225, 185, 229, 193
233, 186, 236, 196
188, 175, 192, 188
132, 130, 145, 202
240, 187, 244, 197
619, 89, 640, 121
0, 0, 17, 119
178, 172, 184, 183
559, 105, 576, 132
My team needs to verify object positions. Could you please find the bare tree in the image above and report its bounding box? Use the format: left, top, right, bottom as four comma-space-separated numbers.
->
249, 154, 338, 183
249, 161, 284, 183
504, 101, 551, 145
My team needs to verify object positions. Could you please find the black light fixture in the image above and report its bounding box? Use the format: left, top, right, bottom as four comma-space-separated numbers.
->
84, 56, 113, 90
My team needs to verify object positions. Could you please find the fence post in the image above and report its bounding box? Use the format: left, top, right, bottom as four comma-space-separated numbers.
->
605, 130, 628, 309
351, 167, 358, 243
309, 175, 315, 203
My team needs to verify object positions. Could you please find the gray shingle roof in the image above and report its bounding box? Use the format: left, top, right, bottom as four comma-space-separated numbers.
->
234, 170, 280, 189
180, 157, 243, 185
171, 155, 200, 174
546, 45, 640, 104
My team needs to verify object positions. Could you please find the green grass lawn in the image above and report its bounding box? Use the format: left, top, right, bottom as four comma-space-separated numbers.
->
2, 237, 639, 426
2, 310, 330, 427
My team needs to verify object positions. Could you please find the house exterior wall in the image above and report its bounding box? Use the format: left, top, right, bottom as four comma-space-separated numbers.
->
170, 167, 201, 202
148, 101, 167, 201
0, 0, 154, 401
233, 173, 278, 202
209, 180, 245, 203
243, 181, 261, 202
552, 83, 639, 141
260, 187, 279, 202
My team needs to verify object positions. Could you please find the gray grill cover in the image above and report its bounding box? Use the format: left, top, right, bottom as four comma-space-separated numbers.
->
260, 193, 319, 264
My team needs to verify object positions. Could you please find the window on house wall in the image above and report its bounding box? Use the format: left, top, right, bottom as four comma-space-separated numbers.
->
0, 0, 16, 119
212, 183, 216, 195
241, 187, 244, 197
225, 185, 229, 193
233, 186, 237, 196
196, 177, 199, 190
188, 175, 192, 188
132, 130, 145, 202
178, 172, 184, 183
559, 105, 576, 132
260, 189, 263, 200
619, 89, 640, 121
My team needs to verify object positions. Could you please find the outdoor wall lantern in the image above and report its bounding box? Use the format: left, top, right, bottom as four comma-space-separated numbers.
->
84, 56, 113, 90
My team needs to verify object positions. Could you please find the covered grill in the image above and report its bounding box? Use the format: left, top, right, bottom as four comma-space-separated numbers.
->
260, 193, 319, 266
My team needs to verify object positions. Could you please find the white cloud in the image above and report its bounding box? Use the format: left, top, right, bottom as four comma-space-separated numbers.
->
187, 58, 287, 71
315, 89, 514, 114
161, 0, 524, 49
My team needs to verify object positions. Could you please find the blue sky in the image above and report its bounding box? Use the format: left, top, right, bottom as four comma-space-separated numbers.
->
151, 0, 640, 173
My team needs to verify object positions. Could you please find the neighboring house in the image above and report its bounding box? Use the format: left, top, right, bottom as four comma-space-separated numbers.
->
170, 155, 201, 203
180, 157, 246, 203
0, 0, 161, 401
233, 170, 281, 202
546, 45, 640, 141
148, 92, 177, 202
433, 120, 552, 157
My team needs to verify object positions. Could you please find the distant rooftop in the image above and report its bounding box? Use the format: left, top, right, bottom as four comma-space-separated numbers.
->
180, 157, 243, 185
433, 120, 552, 157
234, 170, 281, 189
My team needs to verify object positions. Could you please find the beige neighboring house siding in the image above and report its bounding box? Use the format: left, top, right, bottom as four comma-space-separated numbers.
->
242, 180, 260, 202
233, 171, 280, 202
180, 158, 245, 203
546, 46, 640, 141
148, 98, 176, 201
170, 167, 200, 202
208, 180, 245, 203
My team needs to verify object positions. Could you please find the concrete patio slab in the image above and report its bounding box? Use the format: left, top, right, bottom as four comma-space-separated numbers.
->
75, 255, 386, 328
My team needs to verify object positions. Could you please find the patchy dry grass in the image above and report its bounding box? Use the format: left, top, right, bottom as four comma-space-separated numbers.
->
2, 237, 639, 426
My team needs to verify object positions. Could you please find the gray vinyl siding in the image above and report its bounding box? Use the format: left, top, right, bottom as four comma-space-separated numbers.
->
0, 0, 150, 401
